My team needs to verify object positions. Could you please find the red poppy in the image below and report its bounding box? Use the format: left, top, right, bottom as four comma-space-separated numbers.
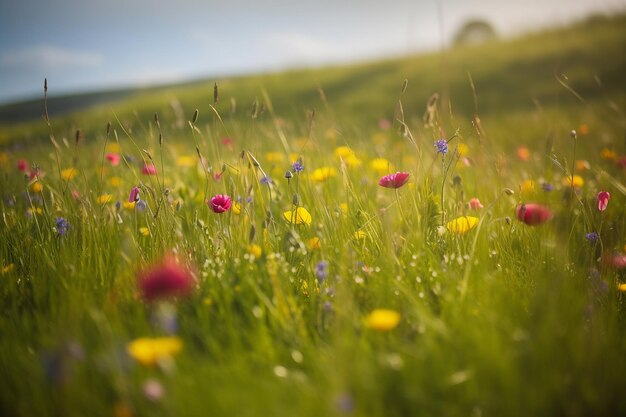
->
516, 203, 553, 226
142, 163, 157, 175
138, 255, 194, 302
208, 194, 232, 213
597, 191, 610, 212
378, 172, 409, 189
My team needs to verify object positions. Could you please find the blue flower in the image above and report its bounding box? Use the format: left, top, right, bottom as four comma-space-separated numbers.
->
315, 261, 329, 283
434, 139, 448, 155
585, 232, 598, 243
55, 217, 70, 236
291, 160, 304, 173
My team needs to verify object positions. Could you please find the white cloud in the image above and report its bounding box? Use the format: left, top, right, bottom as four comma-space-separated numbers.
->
0, 45, 104, 69
259, 32, 342, 64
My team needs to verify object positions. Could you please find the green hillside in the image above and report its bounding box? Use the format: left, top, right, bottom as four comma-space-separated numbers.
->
1, 13, 625, 145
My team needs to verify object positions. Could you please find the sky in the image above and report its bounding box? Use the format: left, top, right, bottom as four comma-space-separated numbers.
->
0, 0, 624, 104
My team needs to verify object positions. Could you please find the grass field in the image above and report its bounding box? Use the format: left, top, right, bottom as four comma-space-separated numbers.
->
1, 13, 626, 417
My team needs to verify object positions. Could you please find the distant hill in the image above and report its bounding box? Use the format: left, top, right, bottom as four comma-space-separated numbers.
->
1, 13, 624, 141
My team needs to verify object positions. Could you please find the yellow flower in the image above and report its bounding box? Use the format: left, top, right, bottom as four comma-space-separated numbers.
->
575, 160, 590, 172
339, 203, 348, 215
343, 154, 362, 168
370, 158, 393, 174
97, 194, 113, 204
307, 237, 321, 250
265, 152, 284, 163
30, 182, 43, 193
364, 309, 401, 331
600, 148, 617, 161
456, 143, 469, 157
27, 207, 43, 215
176, 155, 196, 168
310, 167, 337, 182
0, 152, 8, 165
139, 227, 150, 236
61, 168, 78, 180
2, 264, 15, 274
106, 143, 121, 153
283, 207, 312, 225
618, 283, 626, 292
123, 201, 136, 210
354, 230, 367, 240
562, 175, 584, 188
446, 216, 479, 235
521, 179, 535, 194
109, 176, 122, 187
334, 146, 353, 158
231, 202, 241, 215
127, 337, 183, 367
247, 244, 262, 258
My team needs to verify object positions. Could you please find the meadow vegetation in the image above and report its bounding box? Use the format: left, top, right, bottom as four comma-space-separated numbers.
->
0, 13, 625, 417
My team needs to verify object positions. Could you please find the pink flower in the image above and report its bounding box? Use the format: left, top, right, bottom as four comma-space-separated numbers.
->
17, 159, 28, 172
208, 194, 232, 213
129, 186, 140, 203
106, 153, 121, 166
468, 198, 483, 210
597, 191, 610, 212
378, 172, 409, 189
138, 255, 194, 302
603, 253, 626, 269
142, 163, 157, 175
516, 203, 553, 226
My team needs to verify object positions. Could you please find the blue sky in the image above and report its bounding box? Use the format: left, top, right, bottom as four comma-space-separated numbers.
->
0, 0, 623, 103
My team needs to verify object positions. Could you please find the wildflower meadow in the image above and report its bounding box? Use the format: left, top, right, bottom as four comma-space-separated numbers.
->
1, 14, 626, 417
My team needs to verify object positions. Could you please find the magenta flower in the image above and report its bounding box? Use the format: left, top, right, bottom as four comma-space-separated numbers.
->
597, 191, 610, 212
208, 194, 232, 213
467, 198, 484, 210
138, 255, 194, 302
129, 186, 140, 203
142, 163, 157, 175
106, 153, 121, 166
516, 203, 553, 226
378, 172, 409, 189
17, 159, 28, 172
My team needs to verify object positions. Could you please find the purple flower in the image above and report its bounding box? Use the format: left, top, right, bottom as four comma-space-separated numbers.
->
541, 182, 554, 192
129, 186, 140, 203
291, 160, 304, 174
586, 232, 598, 243
260, 175, 272, 185
55, 217, 70, 236
315, 261, 329, 283
434, 139, 448, 155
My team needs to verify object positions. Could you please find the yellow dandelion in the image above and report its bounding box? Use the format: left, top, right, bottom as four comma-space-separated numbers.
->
364, 309, 401, 331
343, 154, 362, 168
339, 203, 349, 215
310, 167, 337, 182
334, 146, 353, 158
600, 148, 617, 161
446, 216, 479, 235
106, 143, 121, 153
139, 227, 150, 236
521, 179, 535, 194
176, 155, 196, 168
283, 207, 312, 225
231, 202, 241, 215
61, 168, 78, 180
109, 176, 122, 187
123, 201, 136, 210
30, 182, 43, 193
265, 152, 284, 163
354, 230, 367, 240
97, 194, 113, 204
126, 337, 183, 367
27, 207, 43, 216
575, 160, 590, 172
618, 283, 626, 292
2, 264, 15, 274
307, 237, 321, 250
456, 143, 469, 157
247, 244, 262, 258
562, 175, 584, 188
370, 158, 393, 174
